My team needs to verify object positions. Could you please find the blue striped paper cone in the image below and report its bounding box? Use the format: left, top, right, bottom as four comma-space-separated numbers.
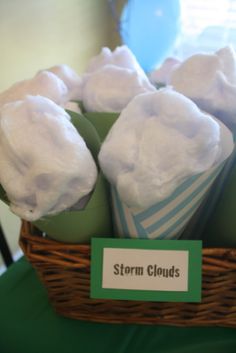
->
111, 163, 224, 240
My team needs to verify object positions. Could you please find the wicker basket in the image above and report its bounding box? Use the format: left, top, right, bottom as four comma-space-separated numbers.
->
19, 221, 236, 327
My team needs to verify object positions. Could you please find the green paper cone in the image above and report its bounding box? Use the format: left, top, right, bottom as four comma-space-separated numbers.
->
33, 111, 113, 242
34, 172, 112, 243
84, 112, 119, 141
0, 111, 113, 243
202, 154, 236, 248
68, 110, 101, 163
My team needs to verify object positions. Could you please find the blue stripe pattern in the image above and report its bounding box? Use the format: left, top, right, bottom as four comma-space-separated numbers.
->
112, 163, 224, 239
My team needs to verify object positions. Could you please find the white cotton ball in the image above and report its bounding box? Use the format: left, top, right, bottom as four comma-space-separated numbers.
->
170, 46, 236, 126
42, 64, 83, 101
82, 64, 155, 112
85, 45, 147, 78
149, 57, 181, 85
0, 95, 97, 221
86, 47, 112, 72
216, 46, 236, 83
80, 45, 155, 112
99, 88, 228, 209
0, 71, 68, 109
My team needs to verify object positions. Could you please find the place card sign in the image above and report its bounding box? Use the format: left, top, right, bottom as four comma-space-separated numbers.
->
91, 238, 202, 302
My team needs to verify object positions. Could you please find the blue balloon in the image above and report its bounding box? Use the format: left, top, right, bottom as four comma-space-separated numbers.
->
120, 0, 181, 72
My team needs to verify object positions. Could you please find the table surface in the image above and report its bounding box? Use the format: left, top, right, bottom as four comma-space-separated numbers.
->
0, 257, 236, 353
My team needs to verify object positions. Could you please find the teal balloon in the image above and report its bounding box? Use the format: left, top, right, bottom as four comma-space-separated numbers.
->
120, 0, 181, 72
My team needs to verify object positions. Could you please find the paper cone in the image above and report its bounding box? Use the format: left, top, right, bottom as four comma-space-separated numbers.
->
0, 111, 113, 243
34, 111, 113, 242
68, 110, 101, 163
202, 146, 236, 247
181, 129, 236, 242
84, 112, 119, 141
111, 163, 225, 240
34, 172, 113, 243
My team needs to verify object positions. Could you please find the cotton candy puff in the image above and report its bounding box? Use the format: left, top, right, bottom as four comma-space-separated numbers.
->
149, 57, 181, 86
0, 95, 97, 221
85, 45, 147, 78
170, 46, 236, 127
0, 71, 68, 109
81, 64, 155, 113
80, 45, 156, 112
40, 64, 82, 102
99, 88, 233, 209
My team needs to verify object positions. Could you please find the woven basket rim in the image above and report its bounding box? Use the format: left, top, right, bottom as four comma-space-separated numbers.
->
20, 220, 236, 255
19, 220, 236, 327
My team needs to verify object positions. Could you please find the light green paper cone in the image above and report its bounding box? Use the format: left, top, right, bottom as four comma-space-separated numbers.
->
84, 112, 119, 141
0, 111, 113, 243
33, 111, 113, 242
68, 110, 101, 163
202, 154, 236, 248
34, 172, 112, 243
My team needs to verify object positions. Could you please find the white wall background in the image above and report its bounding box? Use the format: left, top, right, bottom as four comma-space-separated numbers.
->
0, 0, 112, 91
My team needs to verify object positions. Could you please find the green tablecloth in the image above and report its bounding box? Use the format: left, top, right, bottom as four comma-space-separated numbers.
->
0, 257, 236, 353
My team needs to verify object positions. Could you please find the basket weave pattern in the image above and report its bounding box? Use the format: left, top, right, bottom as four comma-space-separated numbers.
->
19, 221, 236, 327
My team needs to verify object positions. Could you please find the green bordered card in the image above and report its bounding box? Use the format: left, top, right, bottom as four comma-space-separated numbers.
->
91, 238, 202, 302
